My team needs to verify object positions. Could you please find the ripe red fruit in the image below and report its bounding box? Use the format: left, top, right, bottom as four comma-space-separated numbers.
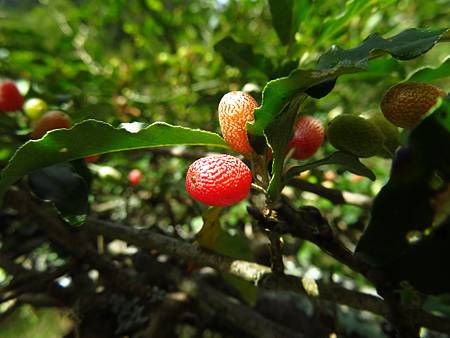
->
218, 91, 257, 155
31, 111, 71, 139
186, 154, 252, 206
0, 80, 24, 112
84, 155, 100, 163
128, 169, 143, 186
288, 116, 324, 160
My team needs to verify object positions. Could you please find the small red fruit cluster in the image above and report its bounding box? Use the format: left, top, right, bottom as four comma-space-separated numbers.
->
185, 91, 325, 207
0, 80, 24, 113
0, 80, 74, 140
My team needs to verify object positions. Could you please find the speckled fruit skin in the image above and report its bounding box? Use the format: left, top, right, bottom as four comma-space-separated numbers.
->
0, 80, 24, 113
186, 155, 252, 206
381, 82, 446, 129
128, 169, 143, 186
218, 91, 257, 155
31, 111, 71, 139
288, 116, 324, 160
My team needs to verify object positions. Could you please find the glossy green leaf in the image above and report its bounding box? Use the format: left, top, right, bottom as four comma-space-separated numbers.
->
248, 28, 448, 136
0, 119, 228, 203
317, 28, 449, 69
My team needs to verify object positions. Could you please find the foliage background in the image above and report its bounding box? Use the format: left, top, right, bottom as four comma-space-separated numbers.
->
0, 0, 449, 337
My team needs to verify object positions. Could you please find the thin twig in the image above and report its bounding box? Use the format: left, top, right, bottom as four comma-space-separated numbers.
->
288, 178, 373, 208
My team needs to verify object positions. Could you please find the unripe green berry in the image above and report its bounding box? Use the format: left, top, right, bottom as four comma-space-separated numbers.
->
23, 98, 48, 120
362, 111, 401, 158
327, 114, 384, 158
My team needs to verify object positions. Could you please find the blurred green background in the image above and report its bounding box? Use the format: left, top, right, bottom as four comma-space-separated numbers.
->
0, 0, 449, 337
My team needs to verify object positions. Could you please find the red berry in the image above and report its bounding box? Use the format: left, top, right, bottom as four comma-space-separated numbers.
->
84, 155, 100, 163
0, 80, 24, 112
31, 111, 71, 139
288, 116, 324, 160
186, 154, 252, 206
128, 169, 142, 186
218, 91, 257, 155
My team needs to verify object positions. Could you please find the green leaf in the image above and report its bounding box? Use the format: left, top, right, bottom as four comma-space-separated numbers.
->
197, 206, 253, 261
0, 119, 228, 203
196, 207, 223, 252
266, 96, 305, 201
285, 151, 376, 182
247, 28, 448, 137
317, 28, 449, 69
408, 56, 450, 82
28, 162, 89, 225
214, 36, 273, 80
269, 0, 298, 45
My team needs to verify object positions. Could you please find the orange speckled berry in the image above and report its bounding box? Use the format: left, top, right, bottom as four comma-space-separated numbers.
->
381, 82, 446, 129
218, 91, 257, 155
186, 154, 252, 206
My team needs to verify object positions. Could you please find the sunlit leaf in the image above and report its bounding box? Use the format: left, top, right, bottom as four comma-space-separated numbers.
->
0, 119, 228, 203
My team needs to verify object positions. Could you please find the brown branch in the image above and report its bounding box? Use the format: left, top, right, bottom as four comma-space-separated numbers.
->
84, 218, 270, 282
83, 218, 450, 335
180, 277, 305, 338
288, 178, 373, 208
248, 203, 370, 278
7, 188, 150, 298
0, 253, 74, 305
6, 188, 450, 335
